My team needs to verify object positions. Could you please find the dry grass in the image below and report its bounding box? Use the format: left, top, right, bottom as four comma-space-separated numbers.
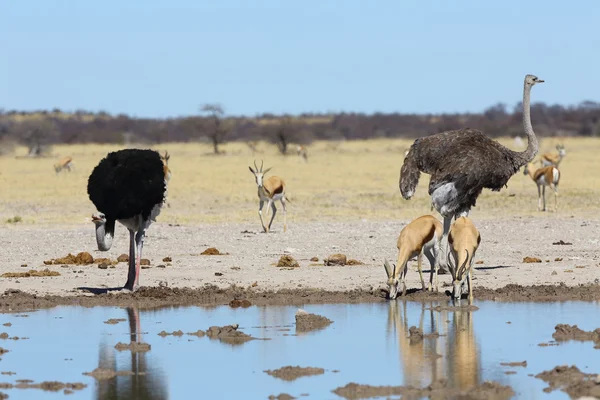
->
0, 137, 599, 226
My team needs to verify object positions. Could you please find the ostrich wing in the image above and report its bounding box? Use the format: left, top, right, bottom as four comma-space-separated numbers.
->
88, 149, 166, 221
424, 130, 522, 196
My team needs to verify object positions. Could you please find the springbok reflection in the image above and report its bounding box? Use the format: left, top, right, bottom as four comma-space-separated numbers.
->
95, 307, 168, 400
387, 301, 481, 390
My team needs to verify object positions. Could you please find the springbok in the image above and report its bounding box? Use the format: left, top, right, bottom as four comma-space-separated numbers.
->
383, 215, 443, 299
540, 144, 566, 167
524, 162, 560, 212
248, 160, 288, 233
54, 156, 74, 175
447, 216, 481, 303
296, 145, 308, 163
160, 151, 171, 182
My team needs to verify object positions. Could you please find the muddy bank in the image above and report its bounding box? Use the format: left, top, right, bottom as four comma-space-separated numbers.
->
264, 366, 325, 381
535, 365, 600, 398
332, 379, 514, 400
0, 283, 600, 313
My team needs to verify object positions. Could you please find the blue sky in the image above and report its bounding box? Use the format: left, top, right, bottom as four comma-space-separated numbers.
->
1, 0, 599, 118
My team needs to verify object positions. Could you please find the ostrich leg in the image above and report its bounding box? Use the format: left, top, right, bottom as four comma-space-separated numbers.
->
437, 215, 453, 275
133, 228, 146, 289
125, 229, 136, 290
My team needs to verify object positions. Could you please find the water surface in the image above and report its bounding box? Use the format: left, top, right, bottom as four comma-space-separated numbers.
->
0, 300, 598, 399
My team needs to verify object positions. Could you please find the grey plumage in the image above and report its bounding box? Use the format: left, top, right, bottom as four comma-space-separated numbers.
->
400, 74, 543, 217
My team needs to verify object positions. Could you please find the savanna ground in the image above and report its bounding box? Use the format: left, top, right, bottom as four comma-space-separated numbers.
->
1, 137, 600, 307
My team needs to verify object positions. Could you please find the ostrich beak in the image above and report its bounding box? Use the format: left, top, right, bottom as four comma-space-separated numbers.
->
537, 78, 545, 83
91, 215, 101, 222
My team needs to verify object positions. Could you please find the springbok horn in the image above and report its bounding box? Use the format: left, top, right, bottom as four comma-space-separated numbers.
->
254, 160, 258, 172
383, 259, 392, 278
260, 160, 264, 172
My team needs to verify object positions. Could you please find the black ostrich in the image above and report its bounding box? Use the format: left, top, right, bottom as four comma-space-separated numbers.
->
400, 74, 544, 271
87, 149, 171, 291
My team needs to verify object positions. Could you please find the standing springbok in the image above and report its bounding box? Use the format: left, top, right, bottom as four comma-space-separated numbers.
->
447, 216, 481, 303
383, 215, 443, 299
296, 145, 308, 163
248, 160, 288, 233
54, 156, 74, 175
540, 144, 566, 167
524, 162, 560, 212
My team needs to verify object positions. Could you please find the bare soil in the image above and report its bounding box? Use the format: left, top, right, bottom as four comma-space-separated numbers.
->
0, 380, 87, 392
0, 218, 599, 310
268, 394, 296, 400
332, 379, 514, 400
295, 310, 332, 332
264, 366, 325, 381
535, 365, 600, 398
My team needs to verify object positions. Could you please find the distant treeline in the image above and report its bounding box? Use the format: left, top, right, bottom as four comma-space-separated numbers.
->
1, 100, 599, 156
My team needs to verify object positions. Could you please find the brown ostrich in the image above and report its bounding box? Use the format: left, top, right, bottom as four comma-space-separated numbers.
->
400, 74, 544, 271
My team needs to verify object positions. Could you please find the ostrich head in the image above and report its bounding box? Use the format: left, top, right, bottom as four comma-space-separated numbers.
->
248, 160, 272, 189
525, 74, 544, 86
92, 212, 113, 251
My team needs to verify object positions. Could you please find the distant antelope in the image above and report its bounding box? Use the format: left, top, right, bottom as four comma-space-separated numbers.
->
524, 162, 560, 212
54, 156, 74, 175
540, 144, 566, 167
383, 215, 443, 299
296, 145, 308, 163
248, 160, 288, 233
447, 216, 481, 303
247, 141, 261, 154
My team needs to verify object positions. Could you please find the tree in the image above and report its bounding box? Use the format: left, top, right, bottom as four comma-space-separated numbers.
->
200, 103, 227, 154
265, 115, 297, 155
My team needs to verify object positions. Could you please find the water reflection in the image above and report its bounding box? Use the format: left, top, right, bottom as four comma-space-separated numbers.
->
95, 307, 168, 400
387, 301, 481, 390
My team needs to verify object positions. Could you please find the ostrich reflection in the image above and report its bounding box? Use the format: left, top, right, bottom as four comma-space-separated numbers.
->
95, 306, 168, 400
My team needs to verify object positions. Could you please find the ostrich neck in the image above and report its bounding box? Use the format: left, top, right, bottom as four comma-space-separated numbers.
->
520, 83, 539, 164
95, 219, 115, 251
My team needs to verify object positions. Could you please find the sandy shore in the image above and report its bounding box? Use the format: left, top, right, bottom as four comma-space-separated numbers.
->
1, 216, 599, 307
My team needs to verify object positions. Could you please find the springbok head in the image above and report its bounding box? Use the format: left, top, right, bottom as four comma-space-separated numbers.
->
556, 144, 566, 157
383, 259, 399, 300
248, 160, 272, 188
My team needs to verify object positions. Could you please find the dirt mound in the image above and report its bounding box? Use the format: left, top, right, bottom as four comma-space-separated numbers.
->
103, 318, 126, 325
206, 324, 254, 345
523, 256, 542, 263
2, 269, 60, 278
0, 381, 86, 392
295, 309, 332, 332
324, 254, 347, 266
276, 255, 300, 268
552, 324, 600, 346
114, 342, 151, 353
158, 330, 184, 337
117, 254, 129, 262
201, 247, 224, 255
268, 394, 295, 400
346, 259, 364, 265
500, 361, 527, 367
332, 379, 514, 400
44, 252, 94, 265
0, 333, 25, 340
229, 299, 252, 308
162, 256, 172, 262
535, 365, 600, 398
83, 368, 139, 380
264, 366, 325, 381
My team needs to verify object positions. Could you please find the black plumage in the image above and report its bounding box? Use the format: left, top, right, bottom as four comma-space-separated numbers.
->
88, 149, 168, 291
88, 149, 166, 223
